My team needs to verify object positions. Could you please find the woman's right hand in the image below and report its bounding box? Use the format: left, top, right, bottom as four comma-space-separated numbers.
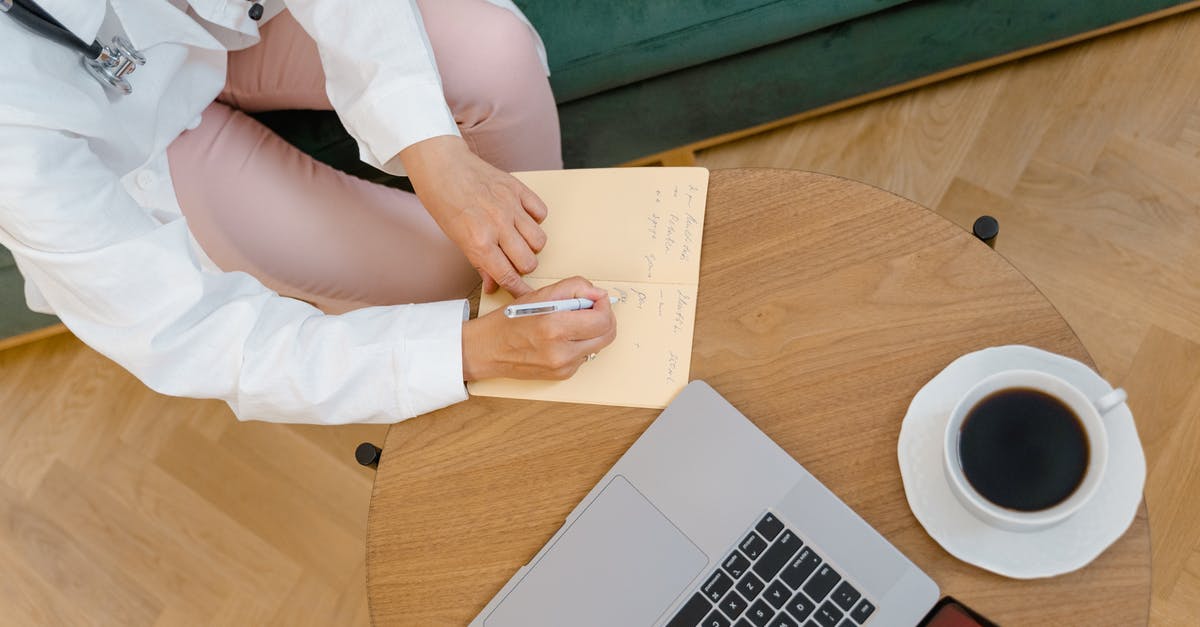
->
462, 277, 617, 381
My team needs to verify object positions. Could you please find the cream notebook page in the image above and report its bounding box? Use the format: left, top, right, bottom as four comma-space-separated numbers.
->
467, 167, 708, 408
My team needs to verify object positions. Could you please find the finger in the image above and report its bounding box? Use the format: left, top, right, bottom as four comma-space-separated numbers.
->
584, 290, 617, 325
516, 277, 589, 303
480, 246, 531, 296
591, 292, 614, 315
519, 185, 549, 223
515, 212, 547, 253
555, 307, 616, 341
548, 330, 615, 380
571, 325, 618, 355
528, 276, 606, 303
481, 272, 498, 294
499, 228, 538, 276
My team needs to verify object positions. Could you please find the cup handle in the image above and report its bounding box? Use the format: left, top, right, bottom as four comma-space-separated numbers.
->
1094, 387, 1127, 416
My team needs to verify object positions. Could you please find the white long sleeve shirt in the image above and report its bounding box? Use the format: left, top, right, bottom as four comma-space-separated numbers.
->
0, 0, 547, 424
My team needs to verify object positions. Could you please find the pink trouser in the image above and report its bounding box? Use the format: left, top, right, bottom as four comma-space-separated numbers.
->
167, 1, 561, 314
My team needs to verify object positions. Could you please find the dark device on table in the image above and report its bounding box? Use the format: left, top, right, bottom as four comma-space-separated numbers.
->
918, 597, 999, 627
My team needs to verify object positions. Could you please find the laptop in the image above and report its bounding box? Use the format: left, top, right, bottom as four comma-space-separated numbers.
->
471, 380, 939, 627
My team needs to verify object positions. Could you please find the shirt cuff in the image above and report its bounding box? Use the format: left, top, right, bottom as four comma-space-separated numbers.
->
344, 81, 461, 177
396, 299, 470, 417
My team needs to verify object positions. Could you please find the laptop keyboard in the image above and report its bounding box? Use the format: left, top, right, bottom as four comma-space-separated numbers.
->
665, 513, 877, 627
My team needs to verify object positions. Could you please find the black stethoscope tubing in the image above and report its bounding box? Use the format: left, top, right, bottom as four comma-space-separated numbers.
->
1, 0, 106, 59
2, 0, 265, 94
0, 0, 265, 53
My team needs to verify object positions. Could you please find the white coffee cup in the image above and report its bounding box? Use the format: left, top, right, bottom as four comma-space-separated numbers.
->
942, 369, 1127, 532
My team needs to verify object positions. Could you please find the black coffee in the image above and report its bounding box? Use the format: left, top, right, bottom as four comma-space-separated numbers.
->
958, 388, 1090, 512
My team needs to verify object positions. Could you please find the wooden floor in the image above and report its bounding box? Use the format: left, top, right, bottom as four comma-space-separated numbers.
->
1, 11, 1199, 627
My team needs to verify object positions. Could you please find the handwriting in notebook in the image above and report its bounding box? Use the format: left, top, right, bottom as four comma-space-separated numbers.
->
467, 167, 709, 409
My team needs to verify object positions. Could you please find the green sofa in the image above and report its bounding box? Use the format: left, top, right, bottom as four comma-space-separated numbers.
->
1, 0, 1194, 343
543, 0, 1194, 166
0, 248, 57, 341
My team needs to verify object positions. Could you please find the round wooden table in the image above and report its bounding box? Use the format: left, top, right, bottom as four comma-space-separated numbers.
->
366, 169, 1150, 626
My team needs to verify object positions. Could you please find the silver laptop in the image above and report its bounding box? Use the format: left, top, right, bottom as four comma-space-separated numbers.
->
472, 380, 939, 627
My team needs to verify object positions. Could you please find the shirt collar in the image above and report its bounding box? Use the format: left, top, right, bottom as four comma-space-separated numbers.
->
33, 1, 250, 52
111, 0, 226, 50
27, 0, 229, 50
184, 0, 264, 40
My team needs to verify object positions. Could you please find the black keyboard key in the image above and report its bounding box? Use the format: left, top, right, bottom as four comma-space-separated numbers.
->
785, 590, 818, 621
740, 532, 769, 561
744, 599, 775, 627
753, 530, 802, 581
719, 590, 750, 620
703, 570, 735, 603
735, 621, 754, 627
703, 609, 732, 627
768, 612, 800, 627
803, 622, 821, 627
830, 581, 861, 612
803, 565, 841, 603
837, 620, 856, 627
736, 572, 766, 601
763, 580, 792, 609
850, 599, 875, 623
812, 600, 844, 627
755, 513, 785, 541
780, 547, 822, 589
723, 550, 753, 579
667, 592, 711, 627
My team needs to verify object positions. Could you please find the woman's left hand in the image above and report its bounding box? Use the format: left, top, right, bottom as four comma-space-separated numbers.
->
400, 136, 548, 296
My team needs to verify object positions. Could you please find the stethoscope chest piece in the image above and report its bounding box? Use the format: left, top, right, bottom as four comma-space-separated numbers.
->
82, 35, 145, 95
3, 0, 148, 95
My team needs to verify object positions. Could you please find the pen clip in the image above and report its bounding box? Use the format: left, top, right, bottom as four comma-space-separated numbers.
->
505, 304, 557, 317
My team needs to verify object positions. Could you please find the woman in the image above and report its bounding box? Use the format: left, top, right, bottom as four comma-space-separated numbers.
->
0, 0, 616, 424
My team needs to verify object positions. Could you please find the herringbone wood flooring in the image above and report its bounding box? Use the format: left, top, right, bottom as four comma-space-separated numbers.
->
0, 331, 385, 625
1, 10, 1199, 626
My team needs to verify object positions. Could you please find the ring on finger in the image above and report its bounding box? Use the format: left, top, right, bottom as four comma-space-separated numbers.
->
585, 353, 598, 362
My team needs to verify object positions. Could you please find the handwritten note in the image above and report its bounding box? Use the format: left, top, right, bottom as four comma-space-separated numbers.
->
466, 167, 709, 409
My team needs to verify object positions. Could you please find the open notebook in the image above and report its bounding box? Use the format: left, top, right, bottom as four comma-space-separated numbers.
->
467, 167, 709, 409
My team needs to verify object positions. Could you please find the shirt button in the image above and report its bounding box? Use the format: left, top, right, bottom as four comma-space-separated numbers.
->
136, 169, 157, 190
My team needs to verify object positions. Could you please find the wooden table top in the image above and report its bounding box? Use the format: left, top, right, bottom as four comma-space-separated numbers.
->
365, 168, 1150, 626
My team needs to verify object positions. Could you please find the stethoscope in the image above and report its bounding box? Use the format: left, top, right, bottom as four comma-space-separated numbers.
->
1, 0, 265, 95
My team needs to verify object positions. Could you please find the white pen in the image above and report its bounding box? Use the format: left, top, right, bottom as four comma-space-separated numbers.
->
504, 296, 619, 318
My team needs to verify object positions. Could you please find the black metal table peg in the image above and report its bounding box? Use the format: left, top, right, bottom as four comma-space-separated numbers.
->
972, 215, 999, 248
355, 442, 382, 469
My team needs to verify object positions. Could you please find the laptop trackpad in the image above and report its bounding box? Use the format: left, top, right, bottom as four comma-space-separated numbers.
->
484, 475, 708, 627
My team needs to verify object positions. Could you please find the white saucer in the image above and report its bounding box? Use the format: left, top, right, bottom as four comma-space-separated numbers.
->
897, 345, 1146, 579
